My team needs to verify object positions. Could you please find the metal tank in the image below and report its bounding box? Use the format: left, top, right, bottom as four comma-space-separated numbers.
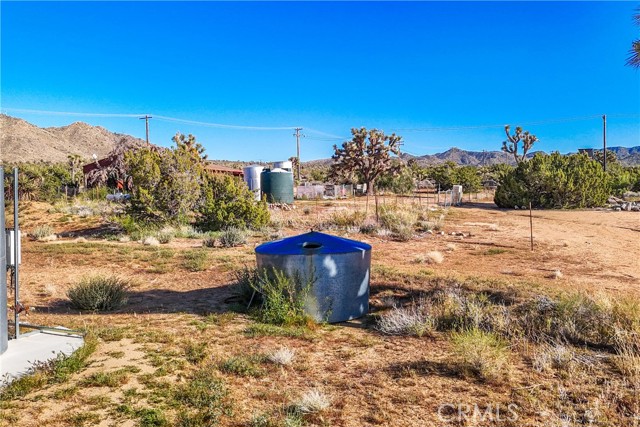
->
267, 168, 294, 204
1, 168, 7, 354
273, 160, 293, 172
260, 169, 271, 201
243, 165, 264, 201
255, 231, 371, 323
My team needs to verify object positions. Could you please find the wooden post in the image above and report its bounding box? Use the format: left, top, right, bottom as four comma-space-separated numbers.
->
375, 193, 379, 223
529, 201, 534, 251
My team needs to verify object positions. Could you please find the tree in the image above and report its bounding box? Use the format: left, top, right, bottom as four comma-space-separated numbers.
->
330, 127, 402, 195
627, 7, 640, 68
197, 174, 269, 231
172, 132, 208, 160
502, 125, 538, 164
67, 154, 84, 187
494, 152, 610, 209
125, 135, 205, 224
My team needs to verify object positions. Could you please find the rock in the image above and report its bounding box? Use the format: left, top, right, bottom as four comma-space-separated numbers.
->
624, 203, 632, 212
632, 206, 640, 212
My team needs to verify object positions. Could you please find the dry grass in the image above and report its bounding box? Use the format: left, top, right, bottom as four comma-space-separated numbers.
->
267, 346, 296, 366
450, 328, 511, 382
294, 389, 331, 414
376, 300, 436, 337
426, 251, 444, 264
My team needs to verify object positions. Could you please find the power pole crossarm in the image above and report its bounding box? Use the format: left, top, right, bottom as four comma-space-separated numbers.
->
140, 115, 153, 145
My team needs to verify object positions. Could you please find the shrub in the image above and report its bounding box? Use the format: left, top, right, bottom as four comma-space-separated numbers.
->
219, 356, 263, 377
197, 174, 269, 231
202, 236, 216, 248
267, 346, 296, 365
494, 152, 610, 209
142, 236, 160, 246
378, 205, 417, 238
328, 210, 366, 227
31, 225, 55, 240
294, 389, 331, 414
156, 231, 173, 244
450, 328, 510, 382
219, 227, 247, 247
230, 266, 260, 305
67, 276, 129, 311
425, 251, 444, 264
182, 250, 208, 272
250, 268, 313, 326
173, 367, 231, 426
531, 342, 576, 373
377, 300, 436, 337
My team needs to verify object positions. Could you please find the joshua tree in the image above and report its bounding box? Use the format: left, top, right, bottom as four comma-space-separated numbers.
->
502, 125, 538, 164
330, 127, 402, 195
627, 7, 640, 68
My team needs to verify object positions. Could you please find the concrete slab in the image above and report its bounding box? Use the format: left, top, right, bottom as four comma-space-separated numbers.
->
0, 330, 84, 386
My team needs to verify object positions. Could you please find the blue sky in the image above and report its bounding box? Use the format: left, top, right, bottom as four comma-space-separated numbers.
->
2, 1, 639, 162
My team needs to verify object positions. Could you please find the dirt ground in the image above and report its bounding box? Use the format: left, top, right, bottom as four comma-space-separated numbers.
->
1, 197, 639, 427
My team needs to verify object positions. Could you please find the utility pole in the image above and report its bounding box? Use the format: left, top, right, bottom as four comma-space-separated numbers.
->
602, 114, 607, 172
139, 115, 152, 145
294, 127, 303, 181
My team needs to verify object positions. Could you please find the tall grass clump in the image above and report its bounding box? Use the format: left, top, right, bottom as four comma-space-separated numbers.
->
451, 328, 510, 382
173, 367, 232, 425
219, 227, 247, 247
30, 225, 55, 241
328, 210, 366, 228
294, 389, 331, 414
267, 346, 296, 366
378, 205, 417, 241
376, 300, 436, 337
67, 276, 129, 311
250, 268, 313, 326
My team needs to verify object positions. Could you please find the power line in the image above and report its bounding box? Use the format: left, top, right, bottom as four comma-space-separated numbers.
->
152, 115, 299, 131
1, 107, 144, 118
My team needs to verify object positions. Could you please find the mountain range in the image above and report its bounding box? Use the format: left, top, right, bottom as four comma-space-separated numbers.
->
1, 114, 638, 166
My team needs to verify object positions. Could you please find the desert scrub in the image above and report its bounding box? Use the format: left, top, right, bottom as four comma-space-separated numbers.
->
378, 205, 417, 235
230, 266, 260, 305
173, 367, 232, 425
219, 355, 264, 377
450, 328, 511, 382
67, 276, 129, 311
328, 210, 365, 227
30, 224, 55, 240
293, 389, 331, 414
219, 227, 247, 247
202, 236, 216, 248
250, 268, 313, 326
376, 300, 436, 337
182, 249, 208, 271
155, 231, 173, 244
267, 346, 296, 365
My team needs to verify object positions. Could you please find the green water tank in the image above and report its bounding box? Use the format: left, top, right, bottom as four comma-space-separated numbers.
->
260, 169, 271, 201
267, 168, 294, 204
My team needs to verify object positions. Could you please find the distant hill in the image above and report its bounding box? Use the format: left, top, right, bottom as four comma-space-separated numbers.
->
1, 114, 638, 167
0, 114, 146, 164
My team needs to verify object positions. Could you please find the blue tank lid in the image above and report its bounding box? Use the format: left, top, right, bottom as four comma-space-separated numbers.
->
255, 231, 371, 255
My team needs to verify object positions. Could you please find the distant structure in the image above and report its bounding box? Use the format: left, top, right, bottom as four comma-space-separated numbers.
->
578, 148, 595, 159
203, 163, 244, 177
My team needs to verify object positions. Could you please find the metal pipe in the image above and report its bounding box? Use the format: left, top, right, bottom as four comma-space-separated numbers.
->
13, 167, 19, 339
0, 167, 7, 354
8, 322, 85, 337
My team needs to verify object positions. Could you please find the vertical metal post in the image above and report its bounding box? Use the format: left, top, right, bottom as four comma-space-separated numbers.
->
602, 114, 607, 172
0, 167, 7, 354
529, 201, 534, 252
13, 167, 20, 338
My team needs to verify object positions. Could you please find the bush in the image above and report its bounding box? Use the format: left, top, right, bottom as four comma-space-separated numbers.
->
294, 389, 331, 414
267, 346, 296, 365
219, 356, 264, 377
328, 210, 366, 227
378, 205, 417, 236
495, 152, 610, 209
218, 227, 247, 247
451, 328, 510, 382
250, 268, 313, 326
376, 300, 436, 337
197, 174, 269, 231
173, 367, 231, 426
230, 266, 260, 305
30, 225, 55, 240
156, 231, 174, 244
182, 250, 208, 272
67, 276, 129, 311
202, 236, 216, 248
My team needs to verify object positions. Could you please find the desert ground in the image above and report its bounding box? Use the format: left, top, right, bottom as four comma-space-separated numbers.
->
1, 195, 639, 427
